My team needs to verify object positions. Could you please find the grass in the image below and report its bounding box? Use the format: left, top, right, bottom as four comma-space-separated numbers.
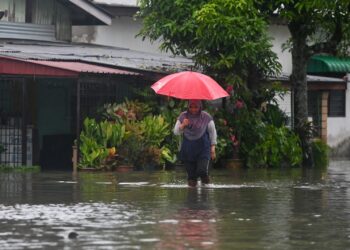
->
0, 165, 41, 172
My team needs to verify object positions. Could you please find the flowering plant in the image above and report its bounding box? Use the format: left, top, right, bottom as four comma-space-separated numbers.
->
212, 81, 302, 168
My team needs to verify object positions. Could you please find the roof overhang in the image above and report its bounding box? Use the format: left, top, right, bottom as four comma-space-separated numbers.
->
270, 73, 347, 90
63, 0, 112, 25
307, 55, 350, 74
0, 56, 139, 77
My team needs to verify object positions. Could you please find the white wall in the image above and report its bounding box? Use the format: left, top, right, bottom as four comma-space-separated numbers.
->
268, 24, 292, 74
327, 79, 350, 147
268, 24, 350, 148
72, 16, 167, 54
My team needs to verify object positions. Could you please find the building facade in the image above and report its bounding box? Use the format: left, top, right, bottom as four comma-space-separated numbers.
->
73, 1, 350, 157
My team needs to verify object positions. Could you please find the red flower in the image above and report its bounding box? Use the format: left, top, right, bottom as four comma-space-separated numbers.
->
230, 135, 239, 146
226, 85, 234, 93
234, 100, 244, 109
115, 109, 125, 116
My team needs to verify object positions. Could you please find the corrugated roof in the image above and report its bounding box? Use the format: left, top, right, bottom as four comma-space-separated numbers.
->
307, 55, 350, 74
92, 0, 138, 7
0, 56, 139, 77
27, 60, 138, 75
270, 73, 345, 83
0, 40, 193, 73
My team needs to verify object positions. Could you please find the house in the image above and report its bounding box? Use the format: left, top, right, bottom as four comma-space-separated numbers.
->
0, 0, 193, 169
72, 1, 350, 158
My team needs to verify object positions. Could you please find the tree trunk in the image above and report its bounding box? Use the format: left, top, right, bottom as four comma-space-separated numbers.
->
289, 25, 314, 168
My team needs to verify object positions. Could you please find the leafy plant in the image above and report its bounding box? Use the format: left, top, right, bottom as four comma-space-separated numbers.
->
79, 118, 125, 169
242, 125, 302, 168
79, 135, 109, 168
214, 89, 302, 168
312, 139, 330, 169
140, 115, 170, 147
100, 99, 152, 123
117, 134, 144, 168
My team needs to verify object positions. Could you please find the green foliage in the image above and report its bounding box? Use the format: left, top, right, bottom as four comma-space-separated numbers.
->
79, 136, 109, 169
311, 139, 329, 169
0, 165, 40, 172
118, 134, 144, 167
258, 0, 350, 56
213, 85, 302, 168
138, 0, 281, 86
80, 97, 176, 169
242, 125, 302, 168
79, 117, 125, 169
140, 115, 170, 147
117, 116, 172, 169
262, 104, 289, 128
138, 0, 350, 169
100, 99, 152, 123
257, 0, 350, 166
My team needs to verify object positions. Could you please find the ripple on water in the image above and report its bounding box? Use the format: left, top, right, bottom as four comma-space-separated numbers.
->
160, 183, 265, 189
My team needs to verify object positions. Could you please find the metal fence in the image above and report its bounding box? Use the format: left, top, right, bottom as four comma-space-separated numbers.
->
0, 78, 29, 166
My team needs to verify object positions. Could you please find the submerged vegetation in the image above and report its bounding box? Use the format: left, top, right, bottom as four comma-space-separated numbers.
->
0, 165, 40, 172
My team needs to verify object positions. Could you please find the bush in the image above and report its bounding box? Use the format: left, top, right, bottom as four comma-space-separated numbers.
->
312, 139, 329, 169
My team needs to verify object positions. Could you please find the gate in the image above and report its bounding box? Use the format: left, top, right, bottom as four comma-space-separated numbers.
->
0, 78, 30, 166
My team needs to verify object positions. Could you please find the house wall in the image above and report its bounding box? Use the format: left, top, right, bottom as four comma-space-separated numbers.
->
0, 0, 72, 41
72, 16, 167, 54
268, 25, 350, 150
31, 0, 71, 41
327, 79, 350, 147
0, 0, 26, 22
72, 9, 349, 149
268, 25, 292, 74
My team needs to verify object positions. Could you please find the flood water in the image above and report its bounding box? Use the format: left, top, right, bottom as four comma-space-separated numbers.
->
0, 161, 350, 249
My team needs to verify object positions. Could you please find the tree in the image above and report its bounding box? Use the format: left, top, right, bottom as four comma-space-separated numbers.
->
257, 0, 350, 166
137, 0, 281, 92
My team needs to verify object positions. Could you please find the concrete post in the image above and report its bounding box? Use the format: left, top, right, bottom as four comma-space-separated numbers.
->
320, 91, 329, 143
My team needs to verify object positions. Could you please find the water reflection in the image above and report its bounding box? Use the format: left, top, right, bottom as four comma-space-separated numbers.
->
156, 188, 218, 249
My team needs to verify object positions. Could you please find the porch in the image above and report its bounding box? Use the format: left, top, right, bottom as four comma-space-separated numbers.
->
0, 56, 148, 170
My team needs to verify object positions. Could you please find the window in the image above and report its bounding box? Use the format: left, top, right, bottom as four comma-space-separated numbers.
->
328, 90, 345, 117
308, 91, 321, 117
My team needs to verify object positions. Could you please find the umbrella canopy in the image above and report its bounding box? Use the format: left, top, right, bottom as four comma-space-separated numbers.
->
151, 71, 229, 100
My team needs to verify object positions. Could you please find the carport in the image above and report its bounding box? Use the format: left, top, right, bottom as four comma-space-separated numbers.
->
0, 56, 141, 170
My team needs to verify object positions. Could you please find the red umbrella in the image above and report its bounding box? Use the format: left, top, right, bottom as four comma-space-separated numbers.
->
151, 71, 229, 100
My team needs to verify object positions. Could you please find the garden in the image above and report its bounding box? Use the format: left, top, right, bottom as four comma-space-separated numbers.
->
77, 83, 329, 171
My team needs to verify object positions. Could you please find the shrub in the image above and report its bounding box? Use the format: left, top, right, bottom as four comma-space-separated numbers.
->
312, 139, 329, 169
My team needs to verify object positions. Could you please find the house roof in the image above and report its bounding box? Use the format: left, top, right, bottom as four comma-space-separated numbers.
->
65, 0, 112, 25
270, 73, 346, 90
307, 55, 350, 74
271, 73, 345, 83
0, 56, 138, 77
90, 0, 138, 16
91, 0, 138, 7
0, 39, 193, 74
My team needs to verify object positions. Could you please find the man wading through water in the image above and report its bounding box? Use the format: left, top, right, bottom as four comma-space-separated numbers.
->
174, 100, 217, 187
